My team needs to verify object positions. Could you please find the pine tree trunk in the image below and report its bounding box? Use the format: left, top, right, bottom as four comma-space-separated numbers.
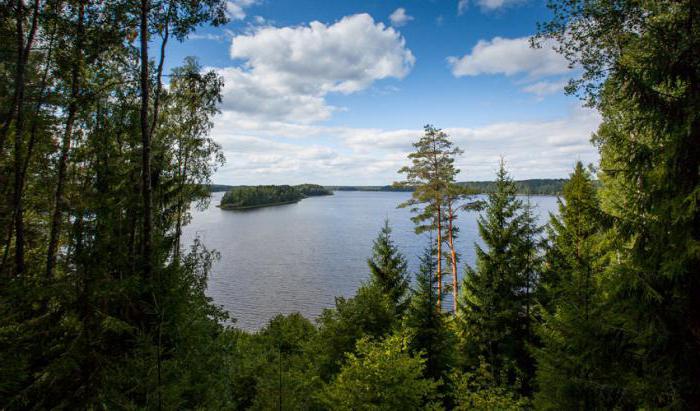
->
46, 0, 84, 279
436, 204, 442, 311
447, 206, 458, 314
140, 0, 152, 278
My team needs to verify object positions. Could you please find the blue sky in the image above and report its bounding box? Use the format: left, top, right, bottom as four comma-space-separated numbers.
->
166, 0, 600, 185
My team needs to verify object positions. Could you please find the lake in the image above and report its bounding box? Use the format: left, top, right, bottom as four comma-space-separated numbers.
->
181, 191, 559, 330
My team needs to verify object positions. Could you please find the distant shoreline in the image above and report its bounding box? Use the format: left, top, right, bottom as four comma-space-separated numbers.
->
209, 178, 571, 196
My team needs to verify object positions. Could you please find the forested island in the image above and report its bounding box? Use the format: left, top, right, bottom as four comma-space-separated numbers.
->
220, 184, 332, 209
1, 0, 698, 410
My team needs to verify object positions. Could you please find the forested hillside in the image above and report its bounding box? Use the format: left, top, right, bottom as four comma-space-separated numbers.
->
1, 0, 698, 409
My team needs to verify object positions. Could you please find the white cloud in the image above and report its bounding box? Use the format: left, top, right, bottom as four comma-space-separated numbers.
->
521, 79, 568, 98
215, 13, 415, 123
188, 33, 225, 41
225, 0, 259, 20
477, 0, 524, 10
389, 8, 413, 27
211, 107, 601, 184
448, 36, 570, 78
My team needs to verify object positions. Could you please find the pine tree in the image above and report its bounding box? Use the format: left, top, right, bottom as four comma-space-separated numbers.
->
367, 219, 410, 314
398, 125, 463, 311
456, 160, 540, 394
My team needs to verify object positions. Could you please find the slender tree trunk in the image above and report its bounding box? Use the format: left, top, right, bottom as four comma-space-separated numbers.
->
13, 0, 27, 276
150, 2, 170, 137
436, 204, 442, 311
140, 0, 152, 278
46, 0, 83, 278
0, 0, 38, 157
447, 205, 458, 313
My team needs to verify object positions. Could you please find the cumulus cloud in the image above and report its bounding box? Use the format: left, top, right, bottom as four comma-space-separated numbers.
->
389, 8, 413, 27
225, 0, 259, 20
448, 36, 570, 78
215, 13, 415, 123
211, 107, 601, 184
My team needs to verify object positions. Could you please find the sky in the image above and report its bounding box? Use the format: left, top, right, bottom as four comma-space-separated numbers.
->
165, 0, 601, 185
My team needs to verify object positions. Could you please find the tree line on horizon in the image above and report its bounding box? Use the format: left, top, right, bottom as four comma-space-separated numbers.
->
1, 0, 698, 409
217, 179, 571, 196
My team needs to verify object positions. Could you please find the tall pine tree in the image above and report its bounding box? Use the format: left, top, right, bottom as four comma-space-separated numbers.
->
398, 125, 463, 311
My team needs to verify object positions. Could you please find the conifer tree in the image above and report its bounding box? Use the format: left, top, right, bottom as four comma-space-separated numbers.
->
534, 162, 623, 409
367, 219, 410, 314
399, 125, 463, 311
537, 0, 700, 406
442, 182, 476, 313
456, 160, 540, 394
402, 245, 455, 382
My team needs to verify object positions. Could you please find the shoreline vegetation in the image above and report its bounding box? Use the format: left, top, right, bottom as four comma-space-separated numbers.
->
219, 184, 332, 210
210, 178, 570, 196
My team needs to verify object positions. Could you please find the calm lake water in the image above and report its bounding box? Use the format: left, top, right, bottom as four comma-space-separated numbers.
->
181, 191, 558, 330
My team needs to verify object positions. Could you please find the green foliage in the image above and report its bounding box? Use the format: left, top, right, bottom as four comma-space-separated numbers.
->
398, 124, 463, 235
368, 219, 410, 314
2, 0, 699, 408
452, 359, 530, 411
295, 183, 333, 196
534, 163, 626, 409
227, 313, 323, 410
319, 334, 441, 410
459, 179, 570, 196
220, 185, 305, 209
456, 160, 541, 394
314, 284, 397, 380
537, 0, 700, 407
219, 183, 331, 209
402, 245, 455, 382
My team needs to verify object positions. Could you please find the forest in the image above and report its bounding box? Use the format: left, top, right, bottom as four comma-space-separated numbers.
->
0, 0, 698, 409
220, 184, 331, 210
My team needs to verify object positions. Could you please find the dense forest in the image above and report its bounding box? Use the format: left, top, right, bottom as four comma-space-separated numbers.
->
294, 183, 333, 197
220, 185, 305, 209
220, 184, 331, 209
1, 0, 698, 410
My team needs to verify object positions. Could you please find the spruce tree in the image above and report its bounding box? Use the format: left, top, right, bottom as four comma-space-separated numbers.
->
535, 162, 623, 409
402, 245, 455, 382
456, 160, 540, 394
367, 219, 410, 314
537, 0, 700, 406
